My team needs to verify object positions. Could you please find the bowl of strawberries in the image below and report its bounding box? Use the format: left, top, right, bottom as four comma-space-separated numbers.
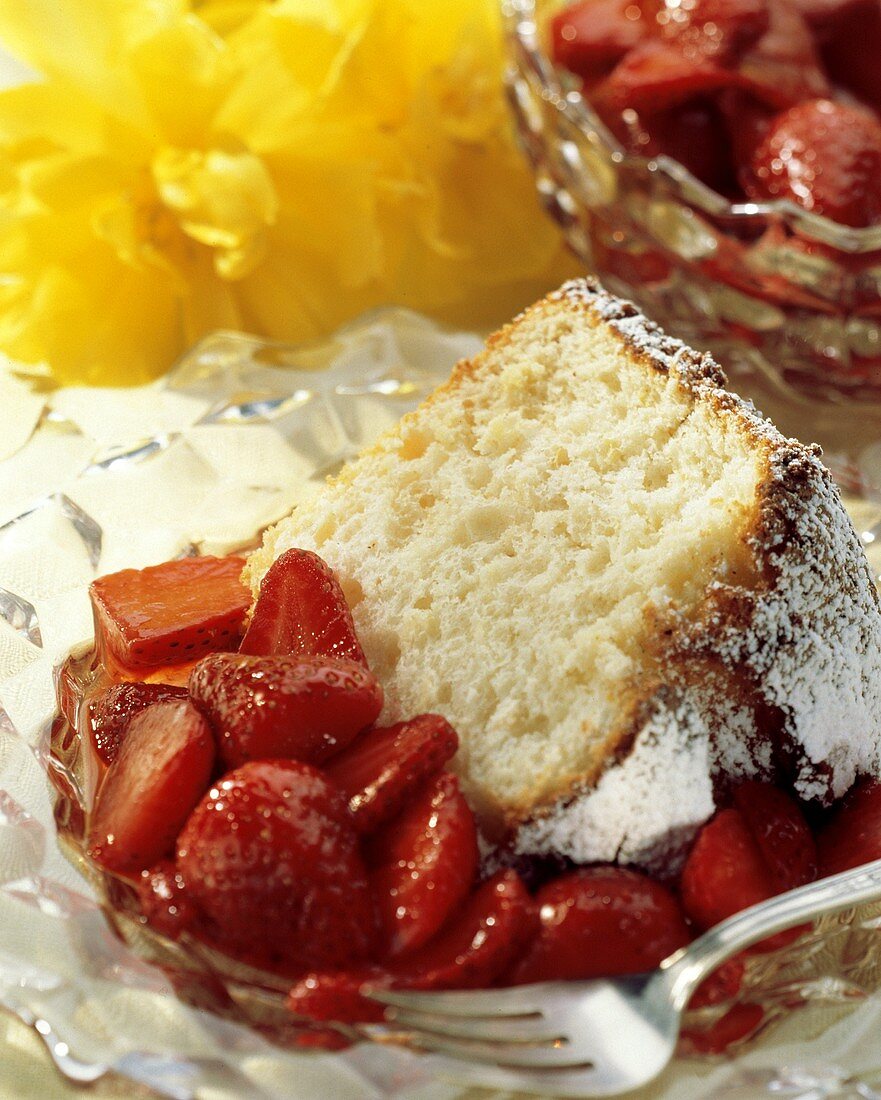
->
48, 547, 881, 1057
503, 0, 881, 418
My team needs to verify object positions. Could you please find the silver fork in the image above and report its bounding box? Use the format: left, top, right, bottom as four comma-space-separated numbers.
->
363, 858, 881, 1097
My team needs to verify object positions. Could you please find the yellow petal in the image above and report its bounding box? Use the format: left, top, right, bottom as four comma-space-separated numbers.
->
152, 145, 278, 279
0, 0, 186, 132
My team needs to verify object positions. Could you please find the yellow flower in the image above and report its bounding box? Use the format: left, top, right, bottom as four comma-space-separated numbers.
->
0, 0, 578, 385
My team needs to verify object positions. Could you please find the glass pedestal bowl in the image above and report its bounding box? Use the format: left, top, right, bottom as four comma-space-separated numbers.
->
502, 0, 881, 482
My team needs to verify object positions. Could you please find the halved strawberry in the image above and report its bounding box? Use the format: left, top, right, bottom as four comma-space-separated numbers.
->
680, 809, 775, 932
680, 783, 816, 941
241, 548, 366, 665
87, 699, 215, 876
189, 652, 383, 770
551, 0, 650, 84
731, 781, 817, 890
817, 779, 881, 876
368, 771, 479, 960
735, 0, 830, 109
90, 556, 249, 670
325, 714, 459, 833
90, 682, 187, 766
287, 969, 389, 1025
683, 1003, 765, 1053
594, 41, 736, 114
688, 955, 746, 1009
177, 760, 375, 972
506, 866, 690, 985
656, 0, 770, 64
745, 99, 881, 228
398, 871, 538, 990
287, 873, 536, 1025
137, 860, 198, 939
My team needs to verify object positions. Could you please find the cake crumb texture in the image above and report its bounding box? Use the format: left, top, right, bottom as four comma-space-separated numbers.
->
247, 279, 881, 869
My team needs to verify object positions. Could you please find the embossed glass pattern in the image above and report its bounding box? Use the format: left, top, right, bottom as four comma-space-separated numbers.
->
502, 0, 881, 443
1, 311, 881, 1096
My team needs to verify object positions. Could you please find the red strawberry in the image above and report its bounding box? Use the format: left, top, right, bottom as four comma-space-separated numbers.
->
90, 682, 187, 766
87, 699, 215, 876
688, 956, 746, 1009
137, 860, 198, 939
731, 781, 817, 890
177, 760, 375, 972
189, 652, 383, 770
681, 809, 774, 931
746, 99, 881, 228
398, 871, 539, 990
325, 714, 459, 833
684, 1003, 765, 1053
680, 784, 816, 937
368, 771, 479, 959
241, 548, 366, 666
595, 41, 736, 113
551, 0, 650, 84
656, 0, 770, 64
735, 0, 830, 109
817, 779, 881, 876
287, 969, 389, 1025
506, 867, 690, 984
287, 872, 537, 1025
90, 556, 249, 670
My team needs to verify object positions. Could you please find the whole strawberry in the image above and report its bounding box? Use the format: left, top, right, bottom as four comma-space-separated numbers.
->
189, 652, 383, 770
745, 99, 881, 227
177, 760, 375, 972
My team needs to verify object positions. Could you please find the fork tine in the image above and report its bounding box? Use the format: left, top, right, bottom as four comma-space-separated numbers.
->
364, 1029, 591, 1069
366, 986, 543, 1017
380, 1007, 565, 1045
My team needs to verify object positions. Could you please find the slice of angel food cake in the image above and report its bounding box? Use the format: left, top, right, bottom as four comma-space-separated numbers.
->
245, 278, 881, 873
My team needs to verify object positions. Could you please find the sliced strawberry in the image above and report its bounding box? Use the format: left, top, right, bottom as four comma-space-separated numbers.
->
176, 760, 375, 972
368, 771, 479, 960
735, 0, 830, 109
688, 955, 746, 1009
680, 808, 775, 931
551, 0, 651, 84
817, 779, 881, 876
137, 860, 198, 939
745, 99, 881, 228
90, 682, 188, 766
287, 873, 537, 1025
325, 714, 459, 833
506, 867, 690, 984
397, 871, 539, 990
87, 699, 215, 876
594, 41, 736, 114
90, 556, 249, 670
287, 969, 389, 1025
189, 652, 383, 770
680, 784, 815, 944
656, 0, 770, 64
241, 548, 366, 666
683, 1003, 765, 1053
731, 781, 817, 890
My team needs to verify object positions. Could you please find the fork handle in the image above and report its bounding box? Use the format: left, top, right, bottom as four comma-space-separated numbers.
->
664, 857, 881, 1011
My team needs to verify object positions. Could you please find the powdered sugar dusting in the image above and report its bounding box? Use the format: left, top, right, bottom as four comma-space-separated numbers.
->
516, 692, 716, 875
512, 279, 881, 869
